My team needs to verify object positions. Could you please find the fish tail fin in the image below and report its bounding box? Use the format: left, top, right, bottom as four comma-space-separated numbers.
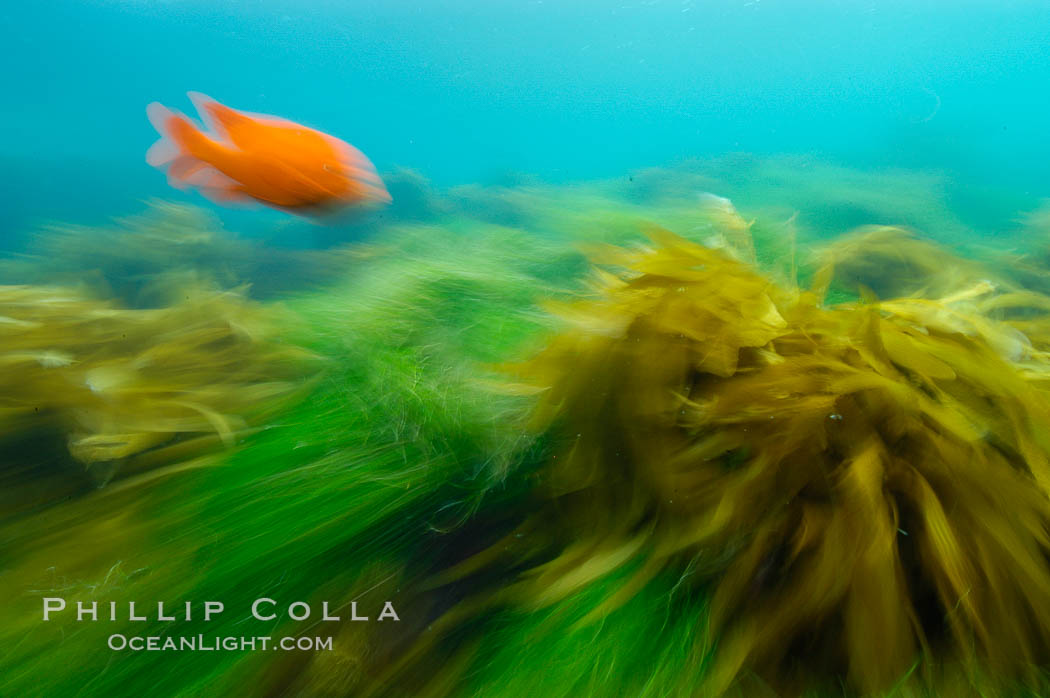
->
145, 101, 217, 188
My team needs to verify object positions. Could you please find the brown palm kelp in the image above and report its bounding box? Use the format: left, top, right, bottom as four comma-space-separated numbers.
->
0, 280, 314, 501
483, 227, 1050, 696
815, 224, 988, 300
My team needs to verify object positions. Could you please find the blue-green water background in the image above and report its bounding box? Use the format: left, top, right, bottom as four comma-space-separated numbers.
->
3, 0, 1049, 240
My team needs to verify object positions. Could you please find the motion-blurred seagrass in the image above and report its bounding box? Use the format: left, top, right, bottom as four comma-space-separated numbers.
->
5, 163, 1050, 697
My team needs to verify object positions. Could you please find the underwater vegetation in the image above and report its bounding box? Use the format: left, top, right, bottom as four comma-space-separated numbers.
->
4, 159, 1050, 697
483, 227, 1050, 696
813, 225, 986, 299
0, 277, 314, 516
0, 203, 559, 697
0, 200, 381, 303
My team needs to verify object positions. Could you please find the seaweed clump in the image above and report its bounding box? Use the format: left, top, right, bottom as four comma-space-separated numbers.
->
0, 200, 366, 304
493, 228, 1050, 696
815, 224, 987, 300
0, 279, 313, 501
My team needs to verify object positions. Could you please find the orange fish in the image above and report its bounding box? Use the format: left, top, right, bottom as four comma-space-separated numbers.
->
146, 92, 391, 216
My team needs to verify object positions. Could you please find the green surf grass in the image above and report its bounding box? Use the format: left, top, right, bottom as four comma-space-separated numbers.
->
3, 159, 1050, 697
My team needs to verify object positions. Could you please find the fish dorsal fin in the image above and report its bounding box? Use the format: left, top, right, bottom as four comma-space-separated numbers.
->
187, 91, 260, 144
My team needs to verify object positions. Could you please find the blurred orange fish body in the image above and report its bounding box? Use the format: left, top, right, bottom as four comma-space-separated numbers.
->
146, 92, 391, 215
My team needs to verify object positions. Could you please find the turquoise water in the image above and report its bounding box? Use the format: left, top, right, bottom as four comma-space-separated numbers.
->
3, 0, 1050, 236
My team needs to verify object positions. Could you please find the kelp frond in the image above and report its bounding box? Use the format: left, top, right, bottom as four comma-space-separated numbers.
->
0, 279, 315, 489
491, 227, 1050, 696
815, 225, 987, 300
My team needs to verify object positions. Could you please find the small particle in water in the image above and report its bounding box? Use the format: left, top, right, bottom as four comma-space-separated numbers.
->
829, 413, 843, 420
